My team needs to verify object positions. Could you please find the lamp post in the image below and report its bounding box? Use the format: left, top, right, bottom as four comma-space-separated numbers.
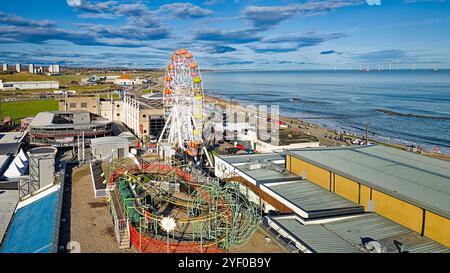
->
160, 217, 176, 253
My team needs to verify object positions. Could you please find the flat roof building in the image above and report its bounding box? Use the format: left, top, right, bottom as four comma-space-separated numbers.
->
90, 136, 130, 160
59, 95, 165, 140
29, 111, 112, 147
261, 180, 364, 219
218, 148, 449, 252
0, 132, 25, 144
0, 185, 63, 253
0, 80, 59, 91
269, 214, 449, 253
286, 145, 450, 247
0, 189, 18, 244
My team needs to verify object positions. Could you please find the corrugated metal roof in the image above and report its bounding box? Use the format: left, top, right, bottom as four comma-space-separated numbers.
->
0, 190, 18, 243
287, 145, 450, 219
264, 180, 364, 218
323, 214, 450, 253
0, 188, 62, 253
234, 163, 298, 184
219, 153, 284, 165
272, 217, 362, 253
272, 214, 450, 253
142, 92, 163, 100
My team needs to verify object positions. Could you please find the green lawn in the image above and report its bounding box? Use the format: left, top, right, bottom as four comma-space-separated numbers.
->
99, 93, 121, 99
67, 84, 115, 93
0, 72, 82, 86
0, 99, 59, 122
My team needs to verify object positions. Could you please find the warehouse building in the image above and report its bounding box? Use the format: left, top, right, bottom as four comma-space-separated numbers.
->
285, 145, 450, 247
217, 149, 449, 252
268, 214, 449, 253
0, 80, 59, 91
260, 180, 364, 219
216, 153, 364, 217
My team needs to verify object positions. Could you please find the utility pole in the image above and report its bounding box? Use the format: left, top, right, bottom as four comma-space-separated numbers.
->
82, 131, 85, 161
365, 123, 369, 145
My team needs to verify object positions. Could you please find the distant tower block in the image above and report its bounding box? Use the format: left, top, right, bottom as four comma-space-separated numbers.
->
49, 64, 60, 75
15, 64, 21, 73
2, 64, 7, 71
29, 64, 34, 74
27, 147, 58, 192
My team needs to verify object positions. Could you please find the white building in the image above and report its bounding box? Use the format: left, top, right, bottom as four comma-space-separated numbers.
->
34, 67, 43, 74
247, 129, 320, 153
100, 99, 125, 123
2, 64, 7, 71
114, 75, 134, 86
29, 64, 34, 74
104, 75, 119, 83
114, 75, 146, 86
48, 64, 60, 75
0, 80, 59, 91
133, 77, 146, 85
15, 64, 21, 73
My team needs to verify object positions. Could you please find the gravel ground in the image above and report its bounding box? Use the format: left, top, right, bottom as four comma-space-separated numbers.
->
69, 164, 129, 253
230, 227, 289, 253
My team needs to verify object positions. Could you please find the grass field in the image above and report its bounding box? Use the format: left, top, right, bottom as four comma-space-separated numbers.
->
0, 99, 59, 122
99, 93, 120, 99
67, 84, 113, 92
0, 72, 83, 86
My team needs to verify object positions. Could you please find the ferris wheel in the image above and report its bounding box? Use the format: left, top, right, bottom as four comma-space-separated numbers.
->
159, 48, 204, 150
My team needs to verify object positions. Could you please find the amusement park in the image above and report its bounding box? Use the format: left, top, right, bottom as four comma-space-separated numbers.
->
89, 49, 262, 253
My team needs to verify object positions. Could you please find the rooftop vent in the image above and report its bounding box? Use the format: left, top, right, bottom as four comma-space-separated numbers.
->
248, 163, 262, 170
360, 237, 385, 253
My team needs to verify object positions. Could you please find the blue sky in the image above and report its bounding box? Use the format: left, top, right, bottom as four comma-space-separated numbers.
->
0, 0, 449, 69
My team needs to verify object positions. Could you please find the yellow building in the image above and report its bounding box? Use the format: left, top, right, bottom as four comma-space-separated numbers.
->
285, 145, 450, 247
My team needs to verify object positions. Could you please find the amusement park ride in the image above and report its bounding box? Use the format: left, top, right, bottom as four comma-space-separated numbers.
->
107, 49, 260, 253
158, 48, 213, 168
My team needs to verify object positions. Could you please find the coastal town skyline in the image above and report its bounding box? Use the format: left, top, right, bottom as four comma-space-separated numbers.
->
1, 0, 450, 69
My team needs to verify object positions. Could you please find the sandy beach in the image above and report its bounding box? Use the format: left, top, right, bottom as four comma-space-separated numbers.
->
204, 93, 450, 162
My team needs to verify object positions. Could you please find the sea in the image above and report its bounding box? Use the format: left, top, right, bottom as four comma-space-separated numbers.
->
202, 70, 450, 154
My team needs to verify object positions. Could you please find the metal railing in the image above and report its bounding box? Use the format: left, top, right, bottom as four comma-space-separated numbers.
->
109, 190, 130, 248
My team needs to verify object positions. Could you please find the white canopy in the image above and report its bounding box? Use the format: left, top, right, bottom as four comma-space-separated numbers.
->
3, 151, 29, 179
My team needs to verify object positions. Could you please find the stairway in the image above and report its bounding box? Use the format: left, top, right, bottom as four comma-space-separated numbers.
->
119, 229, 130, 249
